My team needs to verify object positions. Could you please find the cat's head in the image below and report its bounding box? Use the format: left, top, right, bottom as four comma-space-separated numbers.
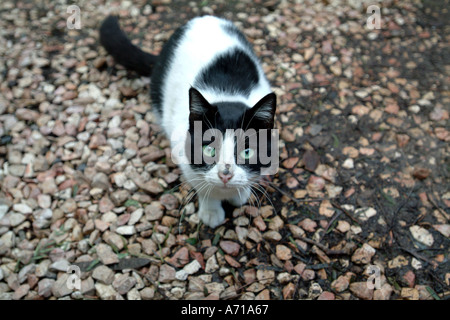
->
184, 87, 278, 192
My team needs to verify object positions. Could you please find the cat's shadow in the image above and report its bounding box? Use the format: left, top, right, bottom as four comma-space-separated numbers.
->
221, 200, 238, 220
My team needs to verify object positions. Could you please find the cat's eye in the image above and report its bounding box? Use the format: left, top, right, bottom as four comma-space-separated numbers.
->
202, 145, 216, 157
240, 148, 255, 160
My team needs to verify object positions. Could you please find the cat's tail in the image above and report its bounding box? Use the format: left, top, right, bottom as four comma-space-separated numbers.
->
99, 15, 157, 76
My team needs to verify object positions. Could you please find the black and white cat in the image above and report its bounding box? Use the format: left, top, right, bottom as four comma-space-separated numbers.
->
100, 15, 277, 228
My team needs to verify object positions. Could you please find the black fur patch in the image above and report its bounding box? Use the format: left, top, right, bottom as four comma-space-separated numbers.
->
194, 48, 259, 97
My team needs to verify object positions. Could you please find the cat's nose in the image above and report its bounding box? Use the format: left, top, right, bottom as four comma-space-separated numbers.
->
218, 165, 233, 184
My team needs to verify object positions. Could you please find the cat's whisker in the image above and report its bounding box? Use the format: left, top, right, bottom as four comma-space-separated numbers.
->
182, 186, 199, 205
203, 116, 215, 132
240, 186, 254, 226
248, 187, 261, 214
249, 180, 277, 215
249, 185, 262, 210
167, 176, 207, 196
178, 178, 207, 199
185, 181, 210, 205
236, 187, 243, 205
177, 180, 210, 223
247, 188, 256, 208
177, 179, 220, 233
198, 183, 214, 222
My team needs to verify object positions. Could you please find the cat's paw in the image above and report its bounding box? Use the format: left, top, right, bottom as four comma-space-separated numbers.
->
197, 206, 225, 228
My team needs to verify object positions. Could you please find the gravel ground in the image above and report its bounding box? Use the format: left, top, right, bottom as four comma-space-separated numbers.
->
0, 0, 449, 300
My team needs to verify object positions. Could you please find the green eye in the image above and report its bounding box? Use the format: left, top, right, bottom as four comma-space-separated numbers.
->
240, 148, 255, 160
202, 145, 216, 157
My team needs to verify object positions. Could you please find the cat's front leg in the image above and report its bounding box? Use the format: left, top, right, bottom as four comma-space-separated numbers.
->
197, 196, 225, 228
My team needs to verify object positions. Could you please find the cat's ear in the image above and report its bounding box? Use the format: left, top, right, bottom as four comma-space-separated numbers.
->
189, 87, 215, 122
250, 92, 277, 128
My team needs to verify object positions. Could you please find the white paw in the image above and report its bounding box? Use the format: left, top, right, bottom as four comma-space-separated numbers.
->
198, 206, 225, 228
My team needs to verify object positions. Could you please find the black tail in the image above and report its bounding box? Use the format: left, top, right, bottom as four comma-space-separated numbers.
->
99, 16, 157, 76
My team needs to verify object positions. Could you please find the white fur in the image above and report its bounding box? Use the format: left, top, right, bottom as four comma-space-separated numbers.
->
159, 16, 270, 228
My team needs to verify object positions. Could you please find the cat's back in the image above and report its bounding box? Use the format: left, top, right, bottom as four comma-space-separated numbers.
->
164, 16, 252, 85
157, 16, 257, 136
182, 16, 249, 55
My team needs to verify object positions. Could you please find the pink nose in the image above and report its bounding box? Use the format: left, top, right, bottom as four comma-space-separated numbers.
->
218, 167, 233, 184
